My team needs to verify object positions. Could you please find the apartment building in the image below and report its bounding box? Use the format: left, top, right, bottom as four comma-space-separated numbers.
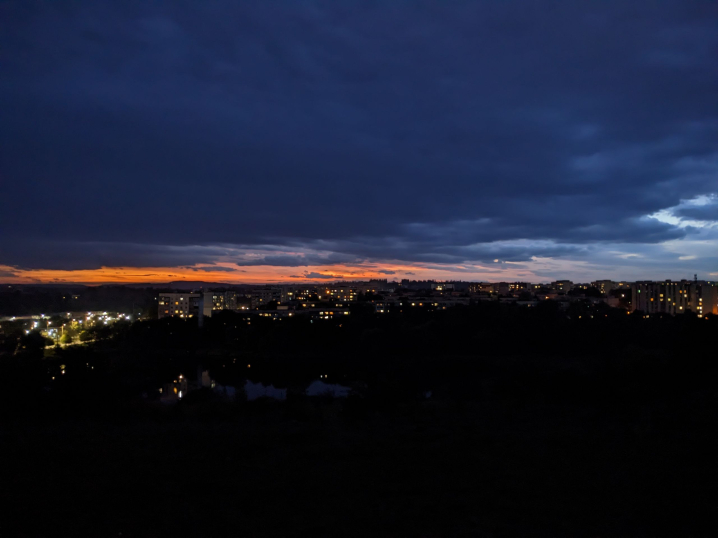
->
631, 280, 718, 315
158, 293, 201, 318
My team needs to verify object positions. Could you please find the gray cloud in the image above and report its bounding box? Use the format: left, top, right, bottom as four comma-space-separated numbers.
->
232, 252, 359, 267
300, 272, 337, 280
674, 204, 718, 222
0, 241, 232, 271
189, 265, 245, 273
1, 1, 716, 276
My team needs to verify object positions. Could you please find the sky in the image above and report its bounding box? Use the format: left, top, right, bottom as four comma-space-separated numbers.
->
1, 0, 717, 285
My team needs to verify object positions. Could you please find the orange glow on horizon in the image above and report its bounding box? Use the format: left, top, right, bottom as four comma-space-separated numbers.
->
0, 262, 533, 285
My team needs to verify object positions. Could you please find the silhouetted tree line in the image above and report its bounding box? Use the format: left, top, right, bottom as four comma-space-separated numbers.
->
0, 286, 157, 316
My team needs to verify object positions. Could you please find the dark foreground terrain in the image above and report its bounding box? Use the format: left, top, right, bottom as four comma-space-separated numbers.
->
2, 393, 715, 538
2, 306, 716, 537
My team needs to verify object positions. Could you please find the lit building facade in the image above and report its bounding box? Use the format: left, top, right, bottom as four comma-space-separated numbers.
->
316, 285, 358, 302
158, 293, 201, 318
550, 280, 574, 293
248, 288, 282, 308
201, 291, 239, 317
591, 280, 617, 295
631, 280, 718, 315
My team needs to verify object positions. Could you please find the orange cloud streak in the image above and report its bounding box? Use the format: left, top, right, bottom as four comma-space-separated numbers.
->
0, 258, 543, 285
0, 263, 455, 285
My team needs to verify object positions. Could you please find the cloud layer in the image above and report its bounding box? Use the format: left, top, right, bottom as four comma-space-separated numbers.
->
1, 1, 716, 281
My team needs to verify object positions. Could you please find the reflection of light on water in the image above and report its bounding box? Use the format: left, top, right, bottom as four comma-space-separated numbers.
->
305, 380, 350, 398
209, 380, 353, 401
198, 370, 356, 401
243, 381, 286, 401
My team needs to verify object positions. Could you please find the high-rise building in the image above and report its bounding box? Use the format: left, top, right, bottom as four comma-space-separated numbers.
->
248, 288, 282, 308
698, 283, 718, 316
316, 285, 358, 302
550, 280, 574, 293
158, 293, 201, 318
201, 292, 229, 318
591, 280, 617, 295
631, 280, 718, 315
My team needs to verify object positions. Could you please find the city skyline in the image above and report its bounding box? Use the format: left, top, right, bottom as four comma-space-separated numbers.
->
2, 1, 717, 285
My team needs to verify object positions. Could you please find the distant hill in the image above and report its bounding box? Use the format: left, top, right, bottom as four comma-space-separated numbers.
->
121, 281, 231, 290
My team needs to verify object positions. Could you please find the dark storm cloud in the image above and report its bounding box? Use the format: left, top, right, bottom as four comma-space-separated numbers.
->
674, 203, 718, 222
188, 265, 245, 273
1, 0, 716, 271
300, 272, 337, 280
0, 241, 231, 271
233, 252, 360, 267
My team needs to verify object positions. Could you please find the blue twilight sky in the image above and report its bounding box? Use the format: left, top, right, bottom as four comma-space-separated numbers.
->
1, 0, 717, 283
